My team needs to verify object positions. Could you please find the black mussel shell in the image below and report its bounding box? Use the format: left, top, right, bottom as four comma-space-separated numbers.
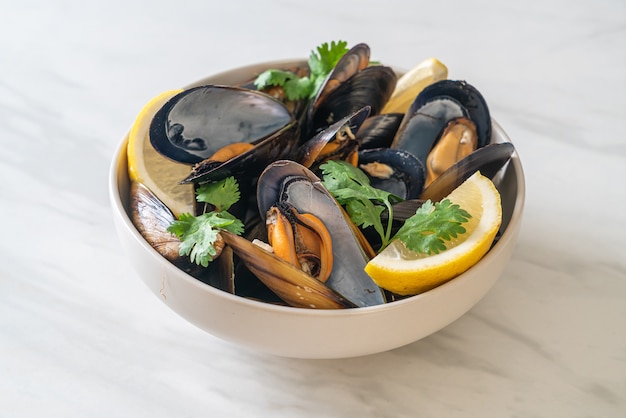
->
355, 113, 404, 149
256, 160, 386, 307
309, 66, 397, 135
308, 43, 370, 119
150, 85, 295, 165
392, 96, 469, 164
181, 121, 300, 184
391, 80, 491, 166
420, 142, 515, 202
414, 80, 491, 147
358, 148, 425, 200
221, 231, 357, 309
295, 106, 371, 168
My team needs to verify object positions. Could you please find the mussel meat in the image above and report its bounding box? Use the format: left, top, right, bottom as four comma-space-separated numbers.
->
266, 201, 333, 283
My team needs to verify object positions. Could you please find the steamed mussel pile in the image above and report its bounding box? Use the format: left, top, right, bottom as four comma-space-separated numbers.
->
130, 42, 516, 309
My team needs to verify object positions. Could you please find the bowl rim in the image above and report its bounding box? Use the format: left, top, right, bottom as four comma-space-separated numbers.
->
109, 60, 526, 318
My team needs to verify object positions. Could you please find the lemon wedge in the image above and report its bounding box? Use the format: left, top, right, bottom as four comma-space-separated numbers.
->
364, 171, 502, 295
382, 57, 448, 114
127, 89, 196, 217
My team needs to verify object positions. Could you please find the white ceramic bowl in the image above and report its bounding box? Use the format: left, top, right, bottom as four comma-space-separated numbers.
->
109, 60, 525, 359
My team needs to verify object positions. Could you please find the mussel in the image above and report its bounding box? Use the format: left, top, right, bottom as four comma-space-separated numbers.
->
221, 231, 357, 309
305, 43, 397, 137
266, 201, 333, 283
227, 160, 387, 308
295, 106, 370, 170
391, 80, 491, 185
420, 142, 515, 201
357, 148, 425, 200
307, 43, 370, 121
386, 142, 517, 222
149, 85, 300, 183
308, 66, 397, 135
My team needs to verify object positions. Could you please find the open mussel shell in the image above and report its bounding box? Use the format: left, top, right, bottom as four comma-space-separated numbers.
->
358, 148, 425, 200
256, 160, 387, 307
221, 231, 357, 309
149, 85, 300, 182
309, 65, 397, 135
391, 80, 491, 166
295, 106, 370, 169
181, 121, 300, 184
420, 142, 515, 202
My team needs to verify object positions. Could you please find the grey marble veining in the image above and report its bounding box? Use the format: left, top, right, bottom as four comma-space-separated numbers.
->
1, 0, 625, 416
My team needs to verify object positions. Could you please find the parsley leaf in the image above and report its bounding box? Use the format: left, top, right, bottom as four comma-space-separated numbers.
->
391, 199, 472, 255
167, 176, 244, 267
254, 40, 349, 101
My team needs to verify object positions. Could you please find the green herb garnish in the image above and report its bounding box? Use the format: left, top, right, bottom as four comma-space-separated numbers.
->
254, 40, 349, 101
320, 160, 471, 254
320, 160, 402, 249
168, 177, 244, 267
195, 176, 241, 212
392, 199, 471, 255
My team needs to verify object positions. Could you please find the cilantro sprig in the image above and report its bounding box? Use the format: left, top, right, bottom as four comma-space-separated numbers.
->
320, 160, 471, 254
320, 160, 402, 249
392, 200, 471, 255
254, 40, 349, 101
167, 177, 244, 267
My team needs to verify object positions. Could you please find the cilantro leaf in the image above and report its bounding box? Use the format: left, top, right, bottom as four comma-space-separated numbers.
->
253, 40, 349, 101
167, 177, 244, 267
343, 199, 386, 242
391, 199, 472, 255
254, 69, 314, 101
168, 211, 244, 267
309, 40, 349, 78
196, 176, 240, 212
321, 160, 399, 247
214, 210, 245, 235
254, 69, 294, 89
283, 76, 314, 101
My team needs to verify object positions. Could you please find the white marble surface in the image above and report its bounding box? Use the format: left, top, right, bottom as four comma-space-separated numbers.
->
1, 0, 625, 416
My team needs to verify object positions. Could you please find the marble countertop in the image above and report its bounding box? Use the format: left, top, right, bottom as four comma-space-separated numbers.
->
2, 1, 624, 416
